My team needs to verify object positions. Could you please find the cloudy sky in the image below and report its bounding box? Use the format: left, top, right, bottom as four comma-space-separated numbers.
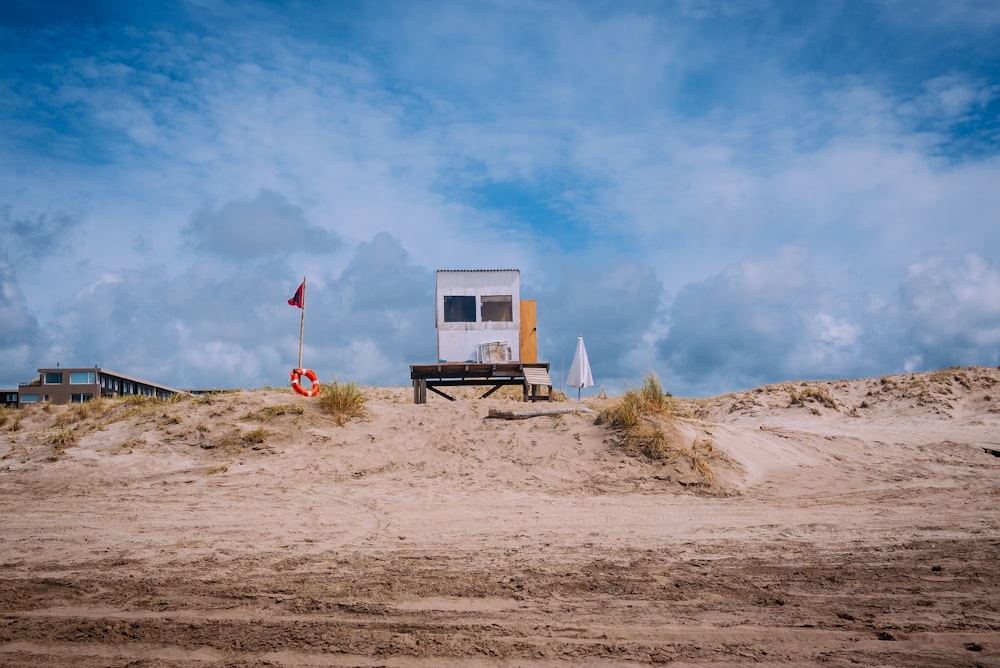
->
2, 0, 999, 397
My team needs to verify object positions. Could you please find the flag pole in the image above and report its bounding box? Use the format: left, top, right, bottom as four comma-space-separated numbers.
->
297, 276, 306, 370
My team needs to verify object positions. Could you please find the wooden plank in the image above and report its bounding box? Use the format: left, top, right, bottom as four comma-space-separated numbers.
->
522, 367, 552, 387
486, 407, 594, 420
423, 379, 524, 387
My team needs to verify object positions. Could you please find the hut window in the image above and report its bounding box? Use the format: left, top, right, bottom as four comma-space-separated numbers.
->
481, 295, 513, 322
444, 295, 477, 322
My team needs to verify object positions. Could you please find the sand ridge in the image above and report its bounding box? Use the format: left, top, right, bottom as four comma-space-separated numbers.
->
1, 367, 999, 665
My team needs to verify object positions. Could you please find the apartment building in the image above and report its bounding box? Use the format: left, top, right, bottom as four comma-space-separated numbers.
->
13, 367, 184, 407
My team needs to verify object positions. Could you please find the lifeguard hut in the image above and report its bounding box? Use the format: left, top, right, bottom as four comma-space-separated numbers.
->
436, 269, 524, 363
409, 269, 550, 403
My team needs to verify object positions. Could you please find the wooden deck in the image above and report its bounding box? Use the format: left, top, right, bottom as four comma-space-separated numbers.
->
409, 362, 553, 404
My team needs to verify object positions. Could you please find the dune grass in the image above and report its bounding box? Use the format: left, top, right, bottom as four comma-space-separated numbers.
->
596, 372, 674, 430
317, 379, 367, 425
596, 373, 714, 486
243, 404, 305, 421
787, 384, 838, 410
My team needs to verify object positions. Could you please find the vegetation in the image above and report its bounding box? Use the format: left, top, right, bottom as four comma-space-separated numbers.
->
596, 372, 674, 430
787, 384, 838, 410
211, 427, 270, 451
317, 379, 368, 425
241, 427, 269, 445
244, 404, 305, 421
595, 373, 714, 486
49, 429, 77, 460
116, 436, 146, 454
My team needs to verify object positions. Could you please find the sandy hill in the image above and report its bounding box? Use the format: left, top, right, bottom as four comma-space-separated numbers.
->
1, 367, 998, 666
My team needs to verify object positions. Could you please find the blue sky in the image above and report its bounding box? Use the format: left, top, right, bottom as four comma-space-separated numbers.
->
2, 0, 999, 397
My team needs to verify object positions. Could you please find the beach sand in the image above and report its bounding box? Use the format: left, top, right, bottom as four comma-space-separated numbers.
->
1, 367, 998, 666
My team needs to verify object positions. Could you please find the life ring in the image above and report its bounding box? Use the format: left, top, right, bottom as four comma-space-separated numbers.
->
290, 368, 321, 397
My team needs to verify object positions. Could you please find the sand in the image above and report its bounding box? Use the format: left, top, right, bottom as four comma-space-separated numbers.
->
1, 367, 998, 666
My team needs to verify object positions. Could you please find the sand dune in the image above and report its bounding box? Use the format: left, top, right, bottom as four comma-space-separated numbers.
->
1, 367, 998, 666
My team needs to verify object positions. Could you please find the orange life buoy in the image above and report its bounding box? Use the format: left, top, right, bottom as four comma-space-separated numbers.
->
290, 368, 321, 397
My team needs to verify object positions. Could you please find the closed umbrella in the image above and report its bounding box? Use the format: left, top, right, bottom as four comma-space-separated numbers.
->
566, 333, 594, 400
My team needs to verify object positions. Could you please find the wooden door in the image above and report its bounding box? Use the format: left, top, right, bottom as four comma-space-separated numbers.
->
519, 300, 537, 362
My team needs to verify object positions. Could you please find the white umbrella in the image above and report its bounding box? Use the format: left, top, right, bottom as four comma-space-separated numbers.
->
566, 333, 594, 400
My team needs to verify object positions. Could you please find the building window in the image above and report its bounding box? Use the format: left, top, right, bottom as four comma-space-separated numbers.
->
443, 295, 477, 322
21, 394, 40, 403
71, 393, 93, 403
44, 372, 63, 384
481, 295, 513, 322
70, 371, 96, 385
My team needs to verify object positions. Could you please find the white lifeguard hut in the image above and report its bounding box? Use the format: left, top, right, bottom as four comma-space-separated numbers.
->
435, 269, 528, 363
409, 269, 548, 403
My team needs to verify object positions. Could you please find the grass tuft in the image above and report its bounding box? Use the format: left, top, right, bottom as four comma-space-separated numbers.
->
787, 384, 838, 410
117, 436, 146, 453
595, 373, 715, 486
241, 427, 269, 445
49, 429, 78, 460
244, 404, 305, 421
317, 379, 367, 426
596, 372, 674, 429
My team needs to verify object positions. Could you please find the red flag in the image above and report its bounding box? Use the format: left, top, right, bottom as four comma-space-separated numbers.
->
287, 281, 304, 308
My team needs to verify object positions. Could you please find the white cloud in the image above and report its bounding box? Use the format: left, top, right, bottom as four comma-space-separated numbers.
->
184, 189, 340, 259
656, 250, 1000, 395
901, 253, 1000, 362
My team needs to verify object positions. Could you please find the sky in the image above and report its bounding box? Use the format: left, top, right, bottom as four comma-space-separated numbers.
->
2, 0, 999, 398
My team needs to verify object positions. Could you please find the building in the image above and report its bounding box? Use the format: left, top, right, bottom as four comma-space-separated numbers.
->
14, 367, 185, 407
1, 389, 18, 408
435, 269, 538, 363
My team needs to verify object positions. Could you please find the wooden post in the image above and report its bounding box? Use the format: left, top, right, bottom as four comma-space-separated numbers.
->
297, 276, 306, 371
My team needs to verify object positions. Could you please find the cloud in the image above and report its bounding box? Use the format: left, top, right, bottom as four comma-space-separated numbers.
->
900, 253, 1000, 367
914, 75, 997, 121
1, 206, 81, 261
0, 258, 44, 384
0, 208, 72, 383
532, 260, 665, 390
0, 258, 40, 346
317, 233, 436, 379
184, 189, 340, 260
25, 231, 434, 390
656, 250, 1000, 395
659, 250, 821, 393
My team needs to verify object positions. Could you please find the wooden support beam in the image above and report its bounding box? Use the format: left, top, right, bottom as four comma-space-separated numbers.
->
427, 385, 456, 401
480, 384, 504, 399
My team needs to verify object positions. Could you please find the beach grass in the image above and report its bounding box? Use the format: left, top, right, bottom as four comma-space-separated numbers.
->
596, 373, 714, 486
318, 378, 368, 425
